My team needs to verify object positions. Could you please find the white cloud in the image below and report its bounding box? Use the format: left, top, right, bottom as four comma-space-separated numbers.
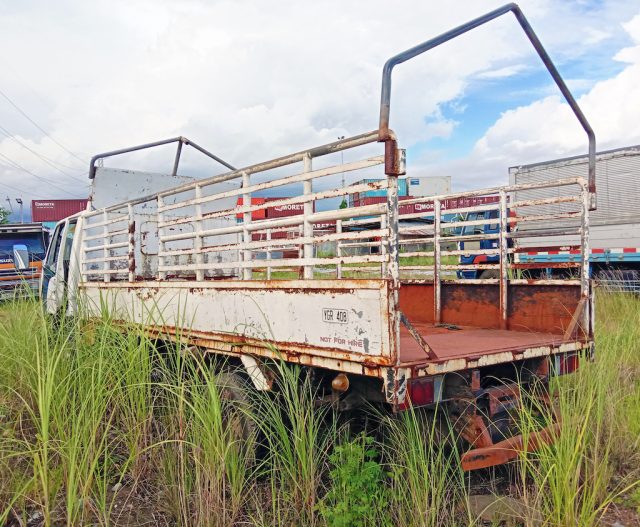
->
475, 64, 528, 79
584, 28, 612, 45
0, 0, 636, 214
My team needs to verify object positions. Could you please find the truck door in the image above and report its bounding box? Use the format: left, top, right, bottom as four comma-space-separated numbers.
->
41, 219, 77, 314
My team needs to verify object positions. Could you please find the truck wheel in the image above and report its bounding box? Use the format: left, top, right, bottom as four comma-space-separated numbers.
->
217, 372, 257, 457
480, 270, 499, 279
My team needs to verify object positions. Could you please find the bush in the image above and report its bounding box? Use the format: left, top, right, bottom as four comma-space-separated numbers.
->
318, 434, 391, 527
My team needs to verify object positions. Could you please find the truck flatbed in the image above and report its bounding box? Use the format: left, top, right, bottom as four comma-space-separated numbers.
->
400, 325, 570, 367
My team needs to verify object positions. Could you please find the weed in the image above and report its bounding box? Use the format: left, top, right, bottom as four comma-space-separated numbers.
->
318, 434, 391, 527
252, 360, 332, 525
513, 290, 640, 526
385, 408, 463, 527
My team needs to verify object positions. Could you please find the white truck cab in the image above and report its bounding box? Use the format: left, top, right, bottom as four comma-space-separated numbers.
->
40, 216, 80, 314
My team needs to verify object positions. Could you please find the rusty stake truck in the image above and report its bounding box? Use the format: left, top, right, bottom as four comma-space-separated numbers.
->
40, 4, 596, 470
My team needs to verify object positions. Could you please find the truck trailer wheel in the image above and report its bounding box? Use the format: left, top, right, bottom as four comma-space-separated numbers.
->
216, 371, 257, 458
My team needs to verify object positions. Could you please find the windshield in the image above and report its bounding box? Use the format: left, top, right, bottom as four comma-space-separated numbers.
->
0, 233, 46, 265
461, 212, 484, 236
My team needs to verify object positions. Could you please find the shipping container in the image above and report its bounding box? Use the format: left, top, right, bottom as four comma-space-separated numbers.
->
349, 178, 408, 205
510, 144, 640, 250
313, 220, 337, 233
406, 176, 451, 197
252, 228, 299, 241
31, 199, 88, 222
509, 145, 640, 285
264, 197, 310, 218
236, 197, 267, 220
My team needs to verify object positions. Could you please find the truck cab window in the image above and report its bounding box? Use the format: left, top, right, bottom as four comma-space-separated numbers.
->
487, 210, 499, 232
62, 222, 77, 280
462, 212, 485, 235
46, 224, 64, 268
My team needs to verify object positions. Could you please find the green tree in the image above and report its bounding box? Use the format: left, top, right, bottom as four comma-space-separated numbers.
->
0, 206, 10, 224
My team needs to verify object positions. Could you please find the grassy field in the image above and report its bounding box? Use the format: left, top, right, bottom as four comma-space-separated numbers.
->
0, 291, 638, 526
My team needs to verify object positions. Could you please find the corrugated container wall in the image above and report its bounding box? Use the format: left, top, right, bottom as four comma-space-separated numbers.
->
31, 199, 88, 222
510, 145, 640, 227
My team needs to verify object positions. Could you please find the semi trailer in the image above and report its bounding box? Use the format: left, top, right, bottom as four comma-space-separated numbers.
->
459, 145, 640, 288
511, 145, 640, 288
40, 3, 596, 471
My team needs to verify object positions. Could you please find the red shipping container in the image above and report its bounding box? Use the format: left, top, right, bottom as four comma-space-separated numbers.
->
31, 199, 89, 222
351, 196, 385, 208
252, 229, 300, 241
351, 195, 499, 214
313, 220, 336, 233
236, 197, 267, 220
351, 196, 416, 214
264, 197, 311, 218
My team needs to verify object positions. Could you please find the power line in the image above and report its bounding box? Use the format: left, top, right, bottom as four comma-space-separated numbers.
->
0, 153, 84, 197
0, 124, 88, 184
0, 86, 87, 165
0, 179, 30, 195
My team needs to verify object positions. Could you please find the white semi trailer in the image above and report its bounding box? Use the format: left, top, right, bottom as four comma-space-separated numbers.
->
40, 4, 597, 471
511, 145, 640, 287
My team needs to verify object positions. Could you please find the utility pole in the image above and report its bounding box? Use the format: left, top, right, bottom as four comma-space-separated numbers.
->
15, 198, 23, 223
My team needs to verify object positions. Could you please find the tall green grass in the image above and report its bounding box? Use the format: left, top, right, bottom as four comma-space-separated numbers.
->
514, 291, 640, 526
251, 360, 332, 525
384, 408, 464, 527
157, 359, 256, 526
0, 290, 638, 526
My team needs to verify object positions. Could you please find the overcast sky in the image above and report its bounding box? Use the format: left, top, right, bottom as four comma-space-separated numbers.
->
1, 0, 639, 219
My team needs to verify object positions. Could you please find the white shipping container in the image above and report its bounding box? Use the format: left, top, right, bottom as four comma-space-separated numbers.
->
405, 176, 451, 197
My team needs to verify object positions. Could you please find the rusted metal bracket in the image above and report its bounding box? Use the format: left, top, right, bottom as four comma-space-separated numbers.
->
563, 297, 586, 340
461, 423, 560, 471
384, 139, 406, 176
458, 414, 494, 450
400, 311, 433, 359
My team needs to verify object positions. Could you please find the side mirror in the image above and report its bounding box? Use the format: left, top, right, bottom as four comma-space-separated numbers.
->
13, 244, 29, 271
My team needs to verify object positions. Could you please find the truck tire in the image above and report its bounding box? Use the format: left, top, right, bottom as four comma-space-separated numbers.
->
217, 371, 256, 454
480, 270, 499, 279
